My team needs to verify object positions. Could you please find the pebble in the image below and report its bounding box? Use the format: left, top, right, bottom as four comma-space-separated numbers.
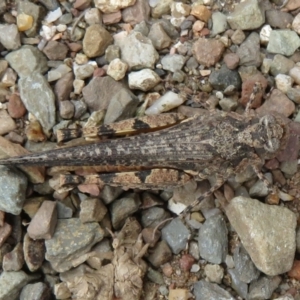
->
83, 24, 113, 58
114, 31, 159, 70
198, 214, 228, 264
267, 30, 300, 56
161, 54, 185, 73
43, 41, 68, 60
45, 218, 104, 272
249, 172, 273, 197
79, 197, 107, 223
27, 200, 57, 240
211, 11, 227, 36
128, 68, 160, 91
145, 91, 184, 115
0, 109, 16, 135
227, 0, 265, 30
0, 222, 12, 248
192, 38, 225, 67
107, 58, 128, 81
190, 4, 211, 23
0, 166, 27, 215
226, 196, 296, 276
204, 264, 224, 284
223, 53, 239, 70
292, 13, 300, 34
54, 71, 74, 101
122, 0, 150, 26
20, 282, 52, 300
147, 240, 172, 268
227, 268, 248, 299
17, 13, 33, 31
94, 0, 135, 13
270, 54, 295, 76
141, 206, 170, 228
193, 280, 235, 300
73, 62, 95, 80
161, 218, 190, 254
148, 23, 171, 50
84, 8, 102, 25
3, 243, 24, 271
19, 73, 56, 135
266, 9, 294, 30
7, 94, 27, 119
169, 289, 189, 300
0, 24, 21, 50
289, 65, 300, 85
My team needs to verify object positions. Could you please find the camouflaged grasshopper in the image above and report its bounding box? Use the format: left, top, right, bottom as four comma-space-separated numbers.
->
0, 85, 290, 214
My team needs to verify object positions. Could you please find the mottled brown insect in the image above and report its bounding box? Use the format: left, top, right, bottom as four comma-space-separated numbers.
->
0, 104, 290, 213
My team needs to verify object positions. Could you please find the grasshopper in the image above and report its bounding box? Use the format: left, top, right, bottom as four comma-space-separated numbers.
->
0, 86, 290, 214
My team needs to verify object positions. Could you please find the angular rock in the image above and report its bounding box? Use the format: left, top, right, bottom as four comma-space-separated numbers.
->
27, 200, 57, 240
147, 240, 172, 268
43, 41, 68, 60
194, 280, 235, 300
148, 22, 171, 50
3, 243, 24, 271
198, 214, 228, 264
94, 0, 136, 13
114, 31, 159, 70
20, 282, 52, 300
227, 0, 265, 30
161, 54, 185, 72
249, 275, 282, 300
0, 222, 12, 247
45, 218, 104, 272
83, 24, 113, 58
54, 71, 74, 101
122, 0, 150, 25
18, 73, 56, 134
128, 69, 161, 91
107, 58, 128, 81
0, 110, 16, 135
226, 196, 296, 276
5, 45, 48, 78
227, 268, 248, 299
80, 197, 107, 223
0, 24, 21, 50
0, 166, 27, 215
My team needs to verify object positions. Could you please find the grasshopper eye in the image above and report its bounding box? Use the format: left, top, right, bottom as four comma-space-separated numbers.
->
264, 138, 280, 153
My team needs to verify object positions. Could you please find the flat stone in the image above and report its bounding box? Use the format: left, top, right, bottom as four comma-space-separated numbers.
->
192, 38, 225, 67
114, 31, 159, 70
45, 218, 104, 272
7, 93, 27, 119
194, 280, 235, 300
267, 30, 300, 56
0, 166, 27, 215
43, 41, 68, 60
0, 24, 21, 50
80, 197, 107, 223
128, 68, 161, 91
198, 214, 228, 264
161, 218, 190, 254
18, 73, 56, 135
226, 196, 296, 276
83, 24, 113, 58
27, 200, 57, 240
227, 0, 265, 30
5, 45, 48, 78
23, 233, 45, 272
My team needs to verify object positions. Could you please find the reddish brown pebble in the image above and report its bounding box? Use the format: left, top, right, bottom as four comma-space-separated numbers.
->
161, 263, 173, 277
78, 184, 100, 196
264, 158, 279, 170
0, 210, 4, 227
67, 42, 83, 52
43, 41, 69, 60
142, 227, 161, 247
7, 93, 26, 118
27, 200, 57, 240
288, 260, 300, 280
0, 222, 12, 247
102, 11, 122, 24
73, 0, 91, 10
223, 53, 240, 70
179, 254, 195, 272
93, 68, 106, 77
200, 28, 210, 36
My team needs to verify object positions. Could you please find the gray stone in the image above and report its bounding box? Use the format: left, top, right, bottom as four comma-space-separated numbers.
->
227, 0, 264, 30
148, 23, 172, 50
209, 65, 242, 91
56, 201, 73, 219
114, 31, 159, 70
0, 271, 35, 300
104, 88, 139, 124
20, 282, 51, 300
141, 207, 170, 228
270, 54, 295, 76
5, 45, 48, 78
227, 268, 248, 299
248, 275, 282, 300
128, 69, 161, 91
71, 99, 87, 119
0, 24, 21, 50
18, 73, 56, 135
0, 166, 27, 215
198, 214, 228, 264
3, 243, 24, 272
105, 45, 120, 63
226, 196, 296, 276
219, 97, 238, 112
110, 193, 141, 229
237, 32, 261, 67
193, 280, 235, 300
287, 88, 300, 104
233, 244, 260, 283
266, 9, 294, 29
100, 185, 123, 204
249, 173, 272, 197
161, 218, 190, 254
147, 240, 172, 268
280, 160, 298, 176
211, 11, 228, 36
133, 20, 149, 36
161, 54, 185, 72
267, 30, 300, 56
45, 218, 104, 272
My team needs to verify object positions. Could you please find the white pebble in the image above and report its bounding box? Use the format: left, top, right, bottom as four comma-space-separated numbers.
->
145, 91, 185, 115
275, 74, 293, 93
40, 24, 56, 40
260, 24, 272, 45
56, 24, 67, 32
45, 7, 62, 23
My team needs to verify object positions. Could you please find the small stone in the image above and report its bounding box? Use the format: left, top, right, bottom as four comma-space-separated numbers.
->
17, 13, 33, 31
169, 289, 189, 300
54, 72, 74, 101
267, 30, 300, 56
59, 100, 75, 119
227, 0, 265, 30
3, 243, 24, 271
266, 9, 294, 30
227, 268, 248, 299
148, 240, 172, 268
73, 63, 95, 80
0, 110, 16, 135
259, 24, 272, 45
0, 223, 12, 247
73, 0, 91, 10
7, 94, 26, 119
85, 8, 102, 25
128, 68, 161, 91
194, 280, 234, 300
83, 24, 113, 58
44, 7, 62, 23
148, 23, 171, 50
145, 91, 184, 115
80, 197, 107, 223
289, 65, 300, 85
0, 24, 21, 50
94, 0, 136, 13
122, 0, 150, 25
223, 53, 239, 70
211, 11, 228, 36
27, 200, 57, 240
161, 218, 190, 254
161, 54, 185, 72
179, 254, 195, 272
105, 45, 120, 62
73, 79, 85, 95
219, 97, 238, 112
43, 41, 68, 60
193, 38, 225, 67
20, 282, 52, 300
288, 260, 300, 280
190, 4, 212, 22
270, 54, 295, 76
204, 264, 224, 284
292, 12, 300, 34
107, 58, 128, 81
102, 11, 122, 24
275, 74, 293, 94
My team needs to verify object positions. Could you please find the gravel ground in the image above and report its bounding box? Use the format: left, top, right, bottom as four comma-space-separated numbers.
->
0, 0, 300, 299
